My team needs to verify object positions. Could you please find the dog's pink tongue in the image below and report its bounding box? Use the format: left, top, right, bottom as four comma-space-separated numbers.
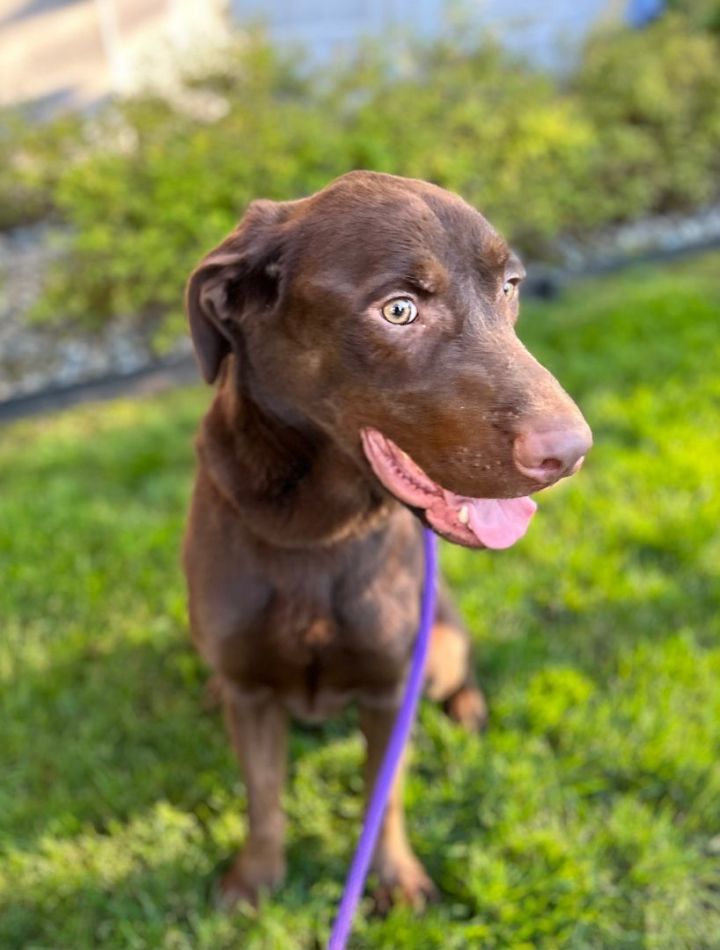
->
466, 496, 537, 550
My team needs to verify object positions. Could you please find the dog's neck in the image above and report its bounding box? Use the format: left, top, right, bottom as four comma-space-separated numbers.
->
197, 359, 392, 548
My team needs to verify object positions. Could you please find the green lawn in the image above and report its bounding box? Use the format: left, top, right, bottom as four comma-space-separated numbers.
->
1, 252, 719, 949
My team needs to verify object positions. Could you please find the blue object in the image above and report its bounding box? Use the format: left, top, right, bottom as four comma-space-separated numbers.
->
327, 528, 438, 950
626, 0, 665, 27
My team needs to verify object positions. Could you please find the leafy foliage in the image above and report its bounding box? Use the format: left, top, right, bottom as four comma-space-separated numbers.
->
0, 15, 715, 349
0, 108, 85, 230
32, 45, 350, 350
330, 40, 598, 247
1, 252, 719, 947
575, 14, 720, 217
667, 0, 720, 34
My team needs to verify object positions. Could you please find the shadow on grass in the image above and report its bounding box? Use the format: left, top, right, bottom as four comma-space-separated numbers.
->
4, 576, 719, 948
6, 557, 713, 850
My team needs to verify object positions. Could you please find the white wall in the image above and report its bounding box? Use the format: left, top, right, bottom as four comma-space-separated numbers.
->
229, 0, 625, 69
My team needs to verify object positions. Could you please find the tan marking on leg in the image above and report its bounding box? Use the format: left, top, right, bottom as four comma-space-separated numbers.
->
445, 684, 488, 733
425, 622, 470, 702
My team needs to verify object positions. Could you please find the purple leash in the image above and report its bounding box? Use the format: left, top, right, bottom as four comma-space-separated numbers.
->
327, 527, 438, 950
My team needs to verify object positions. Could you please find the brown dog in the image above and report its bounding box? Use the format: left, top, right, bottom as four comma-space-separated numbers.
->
182, 171, 591, 909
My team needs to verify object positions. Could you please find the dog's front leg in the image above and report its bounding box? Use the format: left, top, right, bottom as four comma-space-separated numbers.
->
359, 704, 438, 912
219, 686, 288, 907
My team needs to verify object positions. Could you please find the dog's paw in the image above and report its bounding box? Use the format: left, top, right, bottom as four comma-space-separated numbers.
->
372, 854, 438, 914
444, 684, 488, 733
217, 847, 286, 910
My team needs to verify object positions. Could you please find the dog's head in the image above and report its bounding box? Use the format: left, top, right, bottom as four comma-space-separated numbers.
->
186, 171, 592, 549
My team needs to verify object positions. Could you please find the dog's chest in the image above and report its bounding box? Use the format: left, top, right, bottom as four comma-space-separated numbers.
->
216, 515, 424, 715
268, 567, 423, 719
260, 552, 422, 667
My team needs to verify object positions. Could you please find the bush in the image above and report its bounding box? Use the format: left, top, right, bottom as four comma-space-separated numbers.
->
667, 0, 720, 34
11, 18, 720, 349
32, 41, 352, 350
575, 14, 720, 218
333, 40, 599, 247
31, 36, 599, 346
0, 109, 85, 230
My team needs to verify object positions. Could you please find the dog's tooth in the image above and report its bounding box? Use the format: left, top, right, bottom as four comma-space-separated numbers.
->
458, 505, 469, 525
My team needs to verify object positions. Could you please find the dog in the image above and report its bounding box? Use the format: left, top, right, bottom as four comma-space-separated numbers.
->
182, 171, 592, 909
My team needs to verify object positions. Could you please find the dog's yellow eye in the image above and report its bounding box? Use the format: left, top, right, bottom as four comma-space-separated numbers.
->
382, 298, 417, 325
503, 279, 519, 300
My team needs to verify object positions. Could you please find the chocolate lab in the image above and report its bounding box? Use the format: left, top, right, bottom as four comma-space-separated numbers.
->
182, 171, 592, 908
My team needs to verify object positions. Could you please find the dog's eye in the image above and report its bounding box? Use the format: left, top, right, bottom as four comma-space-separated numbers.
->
381, 298, 417, 325
503, 278, 520, 300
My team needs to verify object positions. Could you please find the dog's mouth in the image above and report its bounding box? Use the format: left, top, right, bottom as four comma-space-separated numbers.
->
361, 428, 537, 549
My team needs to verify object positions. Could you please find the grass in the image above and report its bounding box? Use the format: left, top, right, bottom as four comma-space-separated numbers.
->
1, 251, 719, 949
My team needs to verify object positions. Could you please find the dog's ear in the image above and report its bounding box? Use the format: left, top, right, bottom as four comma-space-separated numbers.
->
185, 199, 292, 384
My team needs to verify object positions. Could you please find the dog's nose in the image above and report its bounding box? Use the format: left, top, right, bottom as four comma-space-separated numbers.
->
513, 424, 593, 484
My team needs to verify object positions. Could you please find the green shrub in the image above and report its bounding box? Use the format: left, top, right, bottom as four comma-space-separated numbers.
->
668, 0, 720, 34
0, 109, 85, 230
16, 18, 720, 348
575, 14, 720, 217
32, 36, 598, 345
32, 42, 351, 349
333, 40, 599, 247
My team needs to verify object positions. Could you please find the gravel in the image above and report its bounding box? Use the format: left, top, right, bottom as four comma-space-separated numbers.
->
0, 224, 190, 403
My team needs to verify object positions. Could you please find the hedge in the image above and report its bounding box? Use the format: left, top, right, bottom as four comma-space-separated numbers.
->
2, 15, 718, 349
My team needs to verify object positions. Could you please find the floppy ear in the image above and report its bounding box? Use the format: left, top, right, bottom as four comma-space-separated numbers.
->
184, 199, 291, 384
